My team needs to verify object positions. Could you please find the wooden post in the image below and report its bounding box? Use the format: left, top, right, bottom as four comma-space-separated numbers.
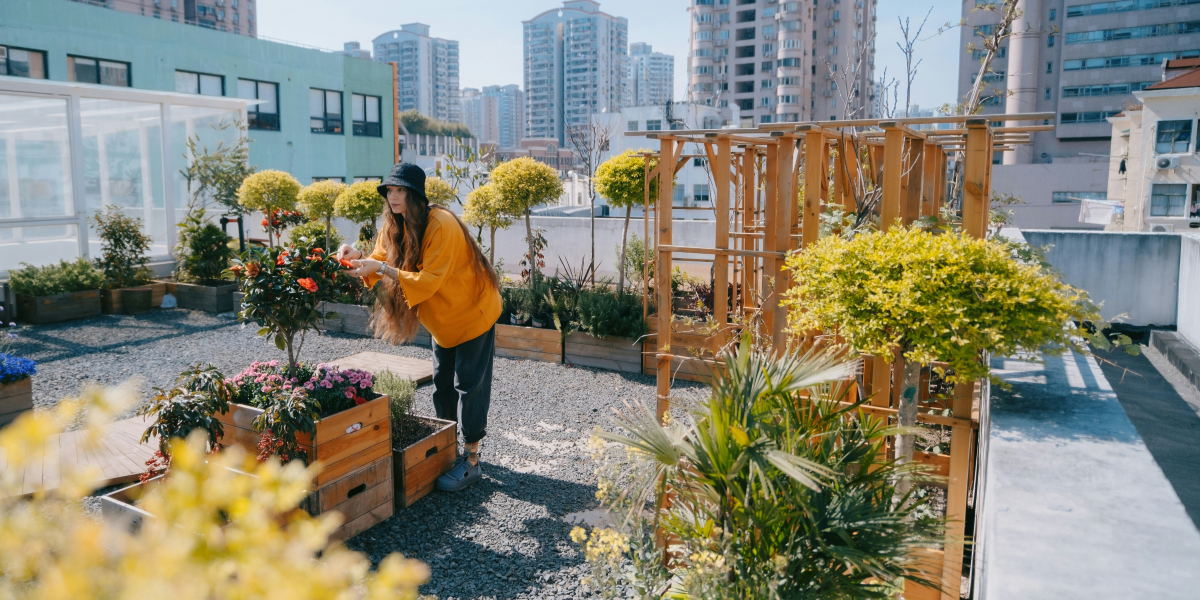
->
904, 138, 925, 225
642, 153, 652, 322
940, 380, 976, 600
921, 142, 939, 217
761, 142, 779, 338
655, 139, 677, 424
772, 135, 795, 352
742, 150, 758, 313
838, 136, 859, 213
800, 127, 824, 247
391, 62, 400, 163
714, 138, 732, 325
962, 120, 989, 239
881, 127, 905, 230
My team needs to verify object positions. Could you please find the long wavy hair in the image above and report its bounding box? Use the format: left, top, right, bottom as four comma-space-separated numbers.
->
372, 188, 500, 344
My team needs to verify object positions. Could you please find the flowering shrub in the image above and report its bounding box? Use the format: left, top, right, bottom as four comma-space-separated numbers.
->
227, 360, 376, 417
229, 245, 352, 374
261, 208, 308, 246
0, 353, 36, 385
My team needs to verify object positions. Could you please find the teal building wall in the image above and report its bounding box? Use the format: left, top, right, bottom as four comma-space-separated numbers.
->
0, 0, 395, 183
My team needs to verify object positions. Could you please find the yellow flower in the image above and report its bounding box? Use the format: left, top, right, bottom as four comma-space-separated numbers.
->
570, 526, 588, 544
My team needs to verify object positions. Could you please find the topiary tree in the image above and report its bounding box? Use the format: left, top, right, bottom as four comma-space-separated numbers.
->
335, 180, 385, 248
287, 220, 343, 251
91, 205, 153, 290
595, 149, 659, 295
489, 157, 563, 286
236, 170, 301, 248
462, 183, 514, 265
424, 176, 457, 207
296, 179, 345, 251
783, 227, 1098, 474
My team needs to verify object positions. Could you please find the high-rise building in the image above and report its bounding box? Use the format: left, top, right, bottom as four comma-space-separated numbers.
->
687, 0, 875, 126
373, 23, 461, 123
630, 42, 674, 107
67, 0, 257, 36
461, 88, 500, 145
342, 42, 371, 61
483, 84, 526, 149
523, 0, 630, 144
956, 0, 1200, 228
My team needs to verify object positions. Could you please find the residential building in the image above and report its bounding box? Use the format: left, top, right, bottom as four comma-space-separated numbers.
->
1106, 59, 1200, 232
342, 41, 371, 61
495, 139, 576, 173
630, 42, 674, 107
0, 0, 395, 270
461, 87, 500, 145
372, 24, 461, 123
958, 0, 1200, 229
687, 0, 876, 127
67, 0, 257, 36
483, 84, 525, 149
523, 0, 630, 144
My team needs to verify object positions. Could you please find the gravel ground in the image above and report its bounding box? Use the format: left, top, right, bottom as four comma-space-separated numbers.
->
11, 307, 709, 600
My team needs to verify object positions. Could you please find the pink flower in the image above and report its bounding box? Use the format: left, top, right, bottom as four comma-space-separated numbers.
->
268, 360, 279, 368
359, 381, 370, 389
344, 388, 355, 399
304, 382, 315, 390
321, 380, 333, 389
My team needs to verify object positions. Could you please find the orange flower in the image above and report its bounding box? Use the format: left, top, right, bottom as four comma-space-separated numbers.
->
229, 265, 244, 276
245, 262, 260, 277
276, 254, 286, 266
297, 278, 318, 293
312, 248, 324, 254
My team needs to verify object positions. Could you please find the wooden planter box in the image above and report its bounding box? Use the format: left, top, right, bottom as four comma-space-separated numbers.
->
173, 281, 238, 313
642, 318, 719, 383
0, 377, 33, 428
495, 323, 561, 363
314, 455, 395, 543
101, 283, 168, 314
16, 290, 101, 324
393, 416, 457, 509
564, 332, 643, 373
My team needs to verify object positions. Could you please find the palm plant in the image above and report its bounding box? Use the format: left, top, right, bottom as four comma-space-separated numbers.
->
583, 335, 947, 599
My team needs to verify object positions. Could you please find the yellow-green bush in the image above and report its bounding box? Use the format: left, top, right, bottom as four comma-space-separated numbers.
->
236, 169, 301, 214
335, 180, 386, 244
0, 382, 429, 599
424, 176, 457, 207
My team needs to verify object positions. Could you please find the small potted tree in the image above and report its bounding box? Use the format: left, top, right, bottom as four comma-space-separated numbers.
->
594, 149, 659, 295
173, 206, 237, 313
10, 259, 104, 324
237, 170, 303, 249
334, 179, 385, 250
463, 183, 514, 269
297, 179, 346, 252
423, 176, 458, 208
91, 206, 161, 314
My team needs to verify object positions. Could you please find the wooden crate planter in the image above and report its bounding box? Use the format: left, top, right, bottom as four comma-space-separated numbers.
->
495, 323, 561, 363
564, 332, 643, 373
0, 377, 33, 428
642, 318, 723, 383
16, 290, 101, 324
392, 416, 456, 509
317, 456, 395, 543
172, 281, 238, 313
101, 282, 168, 314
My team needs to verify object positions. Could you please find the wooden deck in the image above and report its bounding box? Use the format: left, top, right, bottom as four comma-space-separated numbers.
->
1, 416, 158, 497
328, 352, 434, 385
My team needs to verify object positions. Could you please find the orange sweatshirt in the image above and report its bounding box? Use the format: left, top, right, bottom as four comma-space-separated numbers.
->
363, 209, 502, 348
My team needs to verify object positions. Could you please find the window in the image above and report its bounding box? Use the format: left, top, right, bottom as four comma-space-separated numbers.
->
778, 57, 802, 67
673, 185, 685, 205
693, 157, 708, 167
238, 79, 279, 131
736, 27, 756, 40
780, 76, 800, 85
736, 98, 754, 110
695, 30, 713, 40
693, 184, 710, 203
761, 61, 773, 72
1, 45, 47, 79
67, 55, 130, 86
1052, 191, 1106, 203
1066, 21, 1200, 44
1060, 111, 1118, 124
737, 9, 756, 21
1156, 120, 1192, 153
1062, 82, 1153, 96
353, 177, 381, 184
1048, 35, 1055, 47
1150, 183, 1188, 216
627, 120, 638, 131
175, 70, 223, 96
645, 119, 662, 131
310, 88, 343, 134
735, 63, 755, 75
736, 45, 755, 58
1047, 61, 1053, 73
1045, 88, 1051, 100
1049, 7, 1056, 19
352, 94, 381, 136
1068, 0, 1200, 17
312, 177, 345, 183
1064, 50, 1200, 71
761, 79, 775, 89
736, 81, 755, 93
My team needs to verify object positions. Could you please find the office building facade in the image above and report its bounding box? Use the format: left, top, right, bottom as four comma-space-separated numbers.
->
483, 84, 525, 149
630, 42, 674, 107
523, 0, 630, 144
68, 0, 257, 36
958, 0, 1200, 228
687, 0, 876, 127
373, 24, 461, 123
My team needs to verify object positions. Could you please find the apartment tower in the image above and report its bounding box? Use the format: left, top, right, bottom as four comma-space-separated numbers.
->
67, 0, 257, 36
462, 88, 500, 145
957, 0, 1200, 228
373, 23, 461, 123
523, 0, 630, 144
630, 42, 675, 107
687, 0, 876, 127
483, 84, 526, 149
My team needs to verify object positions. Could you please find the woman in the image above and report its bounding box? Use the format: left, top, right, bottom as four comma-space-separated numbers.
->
338, 163, 502, 493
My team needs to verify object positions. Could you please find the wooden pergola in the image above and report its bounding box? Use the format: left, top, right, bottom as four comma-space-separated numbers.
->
627, 112, 1054, 600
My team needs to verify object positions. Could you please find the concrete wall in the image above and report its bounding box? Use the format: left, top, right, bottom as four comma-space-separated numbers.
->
1022, 230, 1181, 326
1179, 235, 1200, 348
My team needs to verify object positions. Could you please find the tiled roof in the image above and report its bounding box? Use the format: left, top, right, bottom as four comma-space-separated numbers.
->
1146, 67, 1200, 91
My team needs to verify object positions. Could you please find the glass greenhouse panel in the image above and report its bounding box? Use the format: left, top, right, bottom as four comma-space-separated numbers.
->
0, 93, 74, 220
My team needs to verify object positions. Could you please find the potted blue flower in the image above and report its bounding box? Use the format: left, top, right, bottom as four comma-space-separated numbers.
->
0, 313, 35, 427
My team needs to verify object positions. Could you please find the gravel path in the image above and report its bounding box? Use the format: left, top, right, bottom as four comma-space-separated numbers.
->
11, 307, 709, 600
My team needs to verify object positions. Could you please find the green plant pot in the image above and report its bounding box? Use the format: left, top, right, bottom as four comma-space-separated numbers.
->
121, 287, 153, 315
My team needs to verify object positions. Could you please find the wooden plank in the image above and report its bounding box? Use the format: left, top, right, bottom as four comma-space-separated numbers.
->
314, 419, 390, 475
21, 431, 44, 496
328, 352, 433, 385
880, 127, 904, 230
656, 137, 677, 423
961, 124, 989, 239
495, 347, 559, 363
330, 500, 393, 543
0, 377, 32, 400
402, 422, 456, 471
325, 476, 393, 525
495, 324, 560, 343
714, 137, 731, 325
495, 335, 561, 355
315, 441, 391, 487
940, 379, 976, 600
318, 457, 392, 512
313, 396, 390, 447
803, 130, 823, 247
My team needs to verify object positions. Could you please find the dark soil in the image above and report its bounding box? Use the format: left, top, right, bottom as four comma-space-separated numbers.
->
392, 415, 443, 449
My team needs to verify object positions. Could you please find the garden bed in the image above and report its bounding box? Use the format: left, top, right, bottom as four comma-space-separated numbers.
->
100, 282, 168, 314
16, 290, 101, 324
0, 376, 33, 428
495, 323, 561, 363
168, 281, 238, 313
564, 331, 643, 374
393, 415, 456, 509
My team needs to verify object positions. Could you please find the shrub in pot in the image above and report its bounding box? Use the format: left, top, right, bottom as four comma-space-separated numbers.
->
297, 179, 346, 252
172, 207, 237, 312
377, 369, 455, 508
9, 259, 104, 324
0, 351, 36, 428
91, 206, 156, 314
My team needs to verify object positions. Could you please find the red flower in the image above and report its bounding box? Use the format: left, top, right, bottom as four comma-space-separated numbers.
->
276, 254, 286, 266
298, 278, 318, 293
245, 262, 260, 277
229, 265, 244, 276
261, 218, 269, 227
354, 395, 366, 406
312, 248, 324, 254
338, 258, 355, 269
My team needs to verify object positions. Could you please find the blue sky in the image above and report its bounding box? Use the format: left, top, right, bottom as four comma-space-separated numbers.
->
260, 0, 963, 109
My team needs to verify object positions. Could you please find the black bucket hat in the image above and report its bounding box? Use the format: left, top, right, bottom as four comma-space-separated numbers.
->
377, 162, 428, 204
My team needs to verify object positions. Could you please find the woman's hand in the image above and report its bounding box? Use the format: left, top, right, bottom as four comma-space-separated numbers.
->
336, 244, 363, 263
347, 258, 383, 277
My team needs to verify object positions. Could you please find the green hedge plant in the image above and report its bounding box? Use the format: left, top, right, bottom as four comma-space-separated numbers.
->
575, 289, 647, 340
176, 208, 234, 284
91, 206, 153, 290
9, 259, 103, 297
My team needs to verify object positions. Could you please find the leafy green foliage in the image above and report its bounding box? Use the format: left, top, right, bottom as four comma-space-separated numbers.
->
252, 390, 318, 464
297, 179, 345, 250
236, 169, 301, 215
377, 369, 417, 424
593, 149, 658, 210
616, 233, 651, 286
424, 176, 457, 207
491, 157, 564, 284
575, 290, 647, 340
176, 208, 235, 283
399, 109, 472, 138
91, 206, 153, 290
138, 364, 232, 455
287, 220, 343, 251
783, 227, 1099, 384
9, 259, 103, 297
583, 336, 944, 598
335, 180, 385, 245
229, 245, 353, 374
180, 120, 256, 216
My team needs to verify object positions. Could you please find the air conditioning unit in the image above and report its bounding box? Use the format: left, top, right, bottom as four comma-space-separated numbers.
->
1151, 224, 1175, 232
1156, 156, 1180, 170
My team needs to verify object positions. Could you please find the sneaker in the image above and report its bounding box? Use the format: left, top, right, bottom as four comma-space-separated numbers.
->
436, 454, 482, 492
